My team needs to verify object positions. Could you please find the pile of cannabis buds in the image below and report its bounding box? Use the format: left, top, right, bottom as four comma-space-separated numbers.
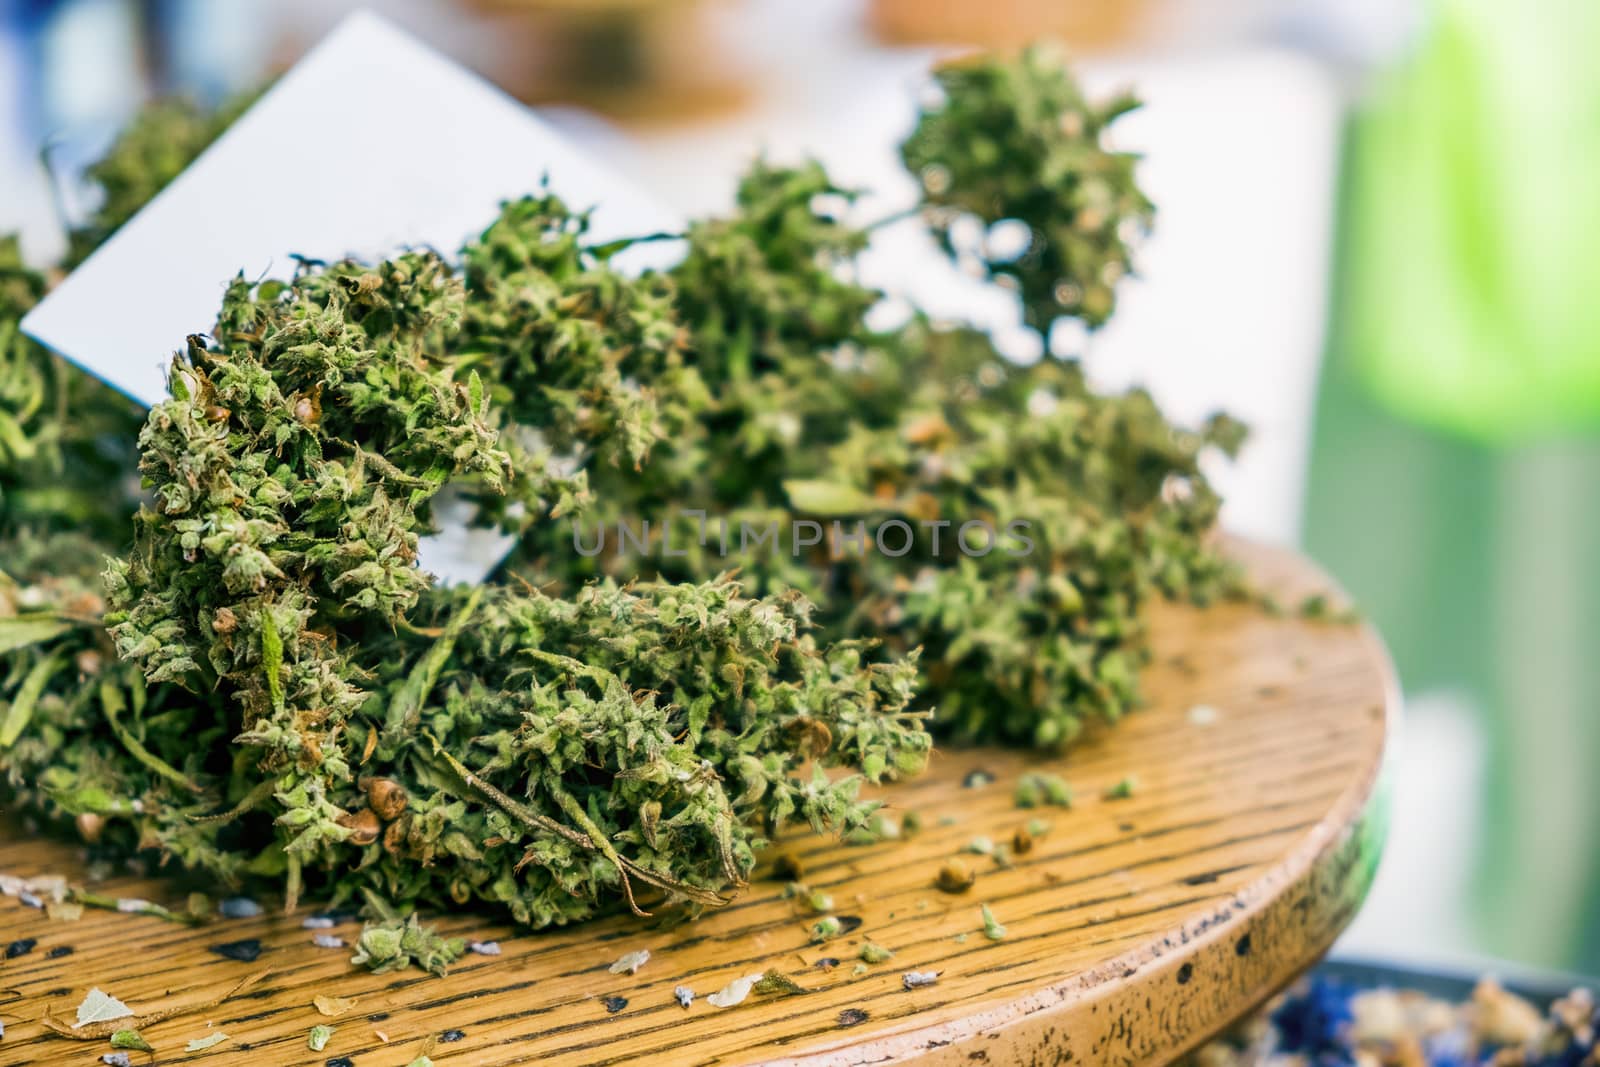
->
0, 49, 1249, 946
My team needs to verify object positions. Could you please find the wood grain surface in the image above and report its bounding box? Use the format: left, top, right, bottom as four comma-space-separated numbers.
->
0, 541, 1395, 1066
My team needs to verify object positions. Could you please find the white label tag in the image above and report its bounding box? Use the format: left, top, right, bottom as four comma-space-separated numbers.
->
20, 10, 682, 584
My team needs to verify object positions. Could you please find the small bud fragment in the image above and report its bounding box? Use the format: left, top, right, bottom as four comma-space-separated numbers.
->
364, 777, 409, 821
936, 859, 975, 894
76, 812, 105, 844
772, 853, 805, 881
337, 808, 381, 846
382, 815, 411, 856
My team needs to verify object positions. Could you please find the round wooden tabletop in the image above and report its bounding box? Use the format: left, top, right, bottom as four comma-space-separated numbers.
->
0, 540, 1394, 1066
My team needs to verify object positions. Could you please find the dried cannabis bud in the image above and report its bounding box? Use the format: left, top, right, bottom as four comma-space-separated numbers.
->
350, 911, 465, 976
902, 45, 1152, 332
500, 48, 1242, 750
2, 45, 1245, 935
5, 145, 930, 930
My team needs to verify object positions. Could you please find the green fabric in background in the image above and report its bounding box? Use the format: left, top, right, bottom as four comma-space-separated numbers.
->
1345, 0, 1600, 442
1307, 0, 1600, 972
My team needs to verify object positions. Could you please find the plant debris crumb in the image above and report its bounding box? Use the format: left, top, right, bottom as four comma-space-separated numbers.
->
903, 971, 941, 990
754, 970, 808, 998
981, 904, 1008, 941
109, 1029, 151, 1052
964, 836, 994, 856
674, 985, 694, 1008
1188, 704, 1218, 726
838, 1008, 870, 1028
963, 770, 995, 789
602, 996, 628, 1014
707, 973, 764, 1008
608, 948, 649, 974
313, 995, 358, 1018
1014, 772, 1073, 809
859, 942, 894, 964
185, 1031, 229, 1051
1104, 776, 1137, 800
937, 859, 975, 894
218, 897, 261, 919
810, 916, 842, 942
308, 1025, 335, 1052
209, 938, 263, 962
772, 853, 804, 881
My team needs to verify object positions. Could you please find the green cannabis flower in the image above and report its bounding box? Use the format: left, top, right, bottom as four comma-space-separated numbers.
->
340, 577, 924, 926
350, 910, 465, 976
902, 44, 1153, 331
21, 191, 927, 928
1, 45, 1244, 935
502, 52, 1241, 750
102, 254, 512, 902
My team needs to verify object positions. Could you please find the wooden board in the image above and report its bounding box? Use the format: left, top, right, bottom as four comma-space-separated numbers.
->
0, 541, 1394, 1066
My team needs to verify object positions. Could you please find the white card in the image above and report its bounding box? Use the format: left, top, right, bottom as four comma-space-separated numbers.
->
21, 10, 683, 584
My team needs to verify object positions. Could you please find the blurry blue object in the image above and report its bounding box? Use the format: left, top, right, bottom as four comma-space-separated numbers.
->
1271, 975, 1356, 1062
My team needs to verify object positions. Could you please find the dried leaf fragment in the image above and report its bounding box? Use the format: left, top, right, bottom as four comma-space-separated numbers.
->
44, 970, 269, 1040
72, 988, 134, 1029
753, 969, 807, 998
313, 994, 358, 1018
707, 973, 765, 1008
608, 948, 650, 975
185, 1031, 228, 1051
